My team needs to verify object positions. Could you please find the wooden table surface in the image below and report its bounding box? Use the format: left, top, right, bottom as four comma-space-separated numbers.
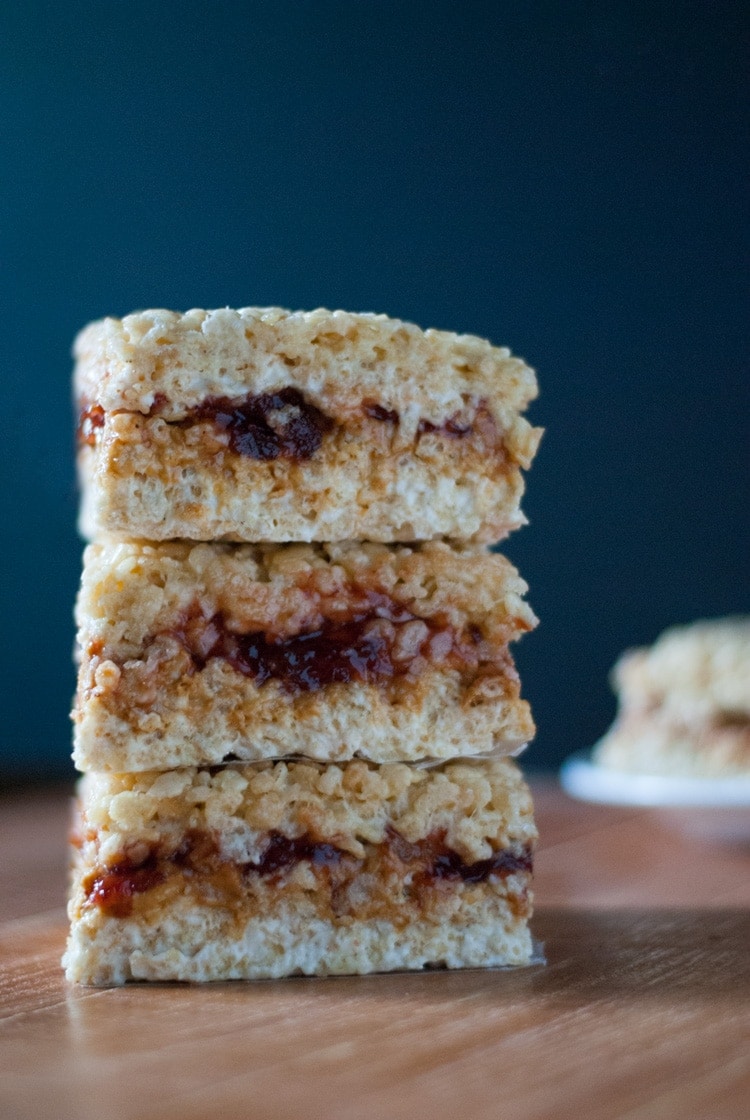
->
1, 779, 748, 1120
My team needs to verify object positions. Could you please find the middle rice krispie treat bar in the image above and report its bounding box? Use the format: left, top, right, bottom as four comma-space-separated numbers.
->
64, 757, 537, 984
73, 538, 537, 772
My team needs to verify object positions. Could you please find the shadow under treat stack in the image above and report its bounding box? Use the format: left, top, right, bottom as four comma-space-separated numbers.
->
65, 307, 542, 983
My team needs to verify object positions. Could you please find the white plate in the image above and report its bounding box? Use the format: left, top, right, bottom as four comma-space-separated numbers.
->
559, 750, 750, 808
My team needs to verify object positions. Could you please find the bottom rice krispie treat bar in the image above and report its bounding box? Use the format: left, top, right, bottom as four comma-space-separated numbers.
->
64, 757, 537, 984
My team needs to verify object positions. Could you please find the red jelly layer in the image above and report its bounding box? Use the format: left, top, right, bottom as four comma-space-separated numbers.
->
78, 390, 495, 457
363, 398, 477, 438
76, 389, 335, 461
417, 417, 472, 438
85, 858, 166, 918
189, 389, 334, 460
83, 828, 533, 917
363, 401, 399, 423
177, 608, 460, 694
77, 403, 105, 447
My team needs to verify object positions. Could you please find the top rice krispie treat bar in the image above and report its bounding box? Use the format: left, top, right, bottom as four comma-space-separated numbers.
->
75, 307, 541, 543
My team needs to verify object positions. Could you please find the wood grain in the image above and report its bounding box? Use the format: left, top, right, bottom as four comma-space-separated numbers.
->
1, 780, 748, 1120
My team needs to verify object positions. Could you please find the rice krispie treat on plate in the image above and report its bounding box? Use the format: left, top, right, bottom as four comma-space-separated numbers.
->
594, 617, 750, 778
75, 307, 541, 543
73, 539, 536, 771
64, 757, 537, 984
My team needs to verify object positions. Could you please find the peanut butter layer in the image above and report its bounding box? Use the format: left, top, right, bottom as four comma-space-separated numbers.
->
74, 822, 533, 930
73, 540, 537, 770
64, 758, 537, 984
74, 307, 541, 542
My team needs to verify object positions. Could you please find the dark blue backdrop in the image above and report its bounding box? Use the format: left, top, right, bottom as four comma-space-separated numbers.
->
1, 0, 747, 779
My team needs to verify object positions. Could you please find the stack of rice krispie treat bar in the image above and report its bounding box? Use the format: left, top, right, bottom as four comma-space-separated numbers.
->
64, 307, 542, 984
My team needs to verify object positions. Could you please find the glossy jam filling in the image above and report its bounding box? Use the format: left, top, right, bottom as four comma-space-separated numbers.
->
363, 398, 484, 439
363, 401, 399, 424
76, 389, 335, 461
417, 417, 472, 438
78, 391, 496, 455
713, 710, 750, 729
83, 828, 533, 918
86, 858, 166, 918
77, 403, 105, 447
175, 606, 469, 694
387, 829, 533, 886
187, 390, 335, 460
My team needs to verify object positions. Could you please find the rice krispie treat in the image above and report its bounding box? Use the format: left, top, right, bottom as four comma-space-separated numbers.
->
63, 757, 537, 984
594, 617, 750, 778
73, 539, 537, 771
75, 307, 541, 543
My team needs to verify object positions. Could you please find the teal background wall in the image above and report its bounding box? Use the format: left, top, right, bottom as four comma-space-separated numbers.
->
1, 0, 747, 780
